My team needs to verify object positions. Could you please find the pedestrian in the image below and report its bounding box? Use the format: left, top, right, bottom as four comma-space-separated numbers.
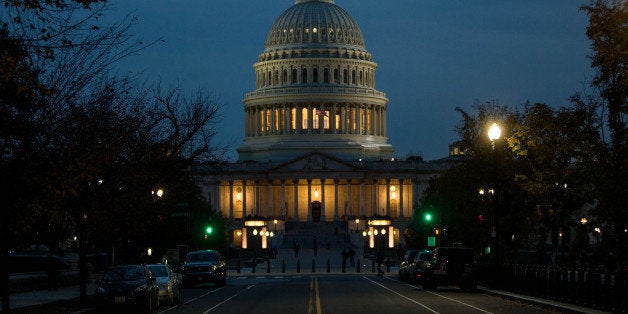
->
46, 253, 59, 291
376, 250, 385, 276
341, 248, 348, 271
348, 247, 355, 267
294, 241, 300, 258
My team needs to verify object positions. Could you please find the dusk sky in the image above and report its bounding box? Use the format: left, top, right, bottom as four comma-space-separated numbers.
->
105, 0, 594, 162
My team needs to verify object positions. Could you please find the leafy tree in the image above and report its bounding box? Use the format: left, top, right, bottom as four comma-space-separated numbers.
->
578, 0, 627, 273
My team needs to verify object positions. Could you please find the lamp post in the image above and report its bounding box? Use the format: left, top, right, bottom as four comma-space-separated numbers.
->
488, 122, 501, 269
355, 218, 360, 233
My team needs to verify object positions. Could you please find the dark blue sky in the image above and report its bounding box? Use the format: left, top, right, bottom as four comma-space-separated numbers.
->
106, 0, 593, 161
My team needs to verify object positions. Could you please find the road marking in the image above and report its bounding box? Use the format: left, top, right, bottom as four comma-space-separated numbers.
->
203, 284, 255, 314
363, 276, 440, 314
425, 290, 494, 314
308, 277, 322, 314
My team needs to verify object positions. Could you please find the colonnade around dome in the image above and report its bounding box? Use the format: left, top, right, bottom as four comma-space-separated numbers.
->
244, 101, 387, 138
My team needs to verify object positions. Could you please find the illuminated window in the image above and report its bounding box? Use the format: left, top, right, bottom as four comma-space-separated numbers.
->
301, 107, 309, 129
291, 107, 296, 130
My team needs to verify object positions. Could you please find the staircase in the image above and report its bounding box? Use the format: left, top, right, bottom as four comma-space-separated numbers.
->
280, 221, 356, 250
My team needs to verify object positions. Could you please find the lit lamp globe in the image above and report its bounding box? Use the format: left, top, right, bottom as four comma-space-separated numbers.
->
488, 123, 502, 141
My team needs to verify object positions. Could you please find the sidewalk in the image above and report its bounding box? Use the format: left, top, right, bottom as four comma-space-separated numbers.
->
3, 283, 97, 311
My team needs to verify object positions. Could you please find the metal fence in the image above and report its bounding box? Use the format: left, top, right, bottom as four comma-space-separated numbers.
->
479, 264, 627, 313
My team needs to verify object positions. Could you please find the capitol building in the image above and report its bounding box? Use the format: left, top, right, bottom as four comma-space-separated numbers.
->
195, 0, 456, 245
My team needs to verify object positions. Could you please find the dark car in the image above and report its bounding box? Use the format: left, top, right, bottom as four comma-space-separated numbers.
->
421, 247, 477, 291
397, 249, 419, 282
409, 250, 433, 284
94, 264, 160, 311
147, 263, 180, 305
180, 250, 226, 288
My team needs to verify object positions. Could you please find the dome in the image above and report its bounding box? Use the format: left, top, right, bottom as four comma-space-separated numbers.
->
264, 0, 366, 53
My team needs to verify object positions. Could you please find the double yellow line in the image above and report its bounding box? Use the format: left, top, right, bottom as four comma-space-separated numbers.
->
308, 277, 322, 314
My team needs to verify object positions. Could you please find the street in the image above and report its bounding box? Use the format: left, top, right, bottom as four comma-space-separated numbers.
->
151, 274, 556, 314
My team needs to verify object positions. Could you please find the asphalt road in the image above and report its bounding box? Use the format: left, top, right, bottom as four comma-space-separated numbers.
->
153, 274, 557, 314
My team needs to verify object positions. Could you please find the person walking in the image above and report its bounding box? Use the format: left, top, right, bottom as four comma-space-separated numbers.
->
294, 241, 300, 258
376, 250, 385, 276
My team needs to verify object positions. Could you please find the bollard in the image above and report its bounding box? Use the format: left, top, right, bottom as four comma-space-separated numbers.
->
237, 259, 241, 274
312, 259, 316, 273
282, 259, 285, 273
297, 259, 301, 273
357, 259, 360, 273
267, 259, 271, 273
326, 259, 330, 272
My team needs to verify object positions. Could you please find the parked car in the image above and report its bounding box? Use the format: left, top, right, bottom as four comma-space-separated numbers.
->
397, 249, 419, 282
421, 247, 477, 291
180, 249, 227, 288
409, 250, 433, 284
94, 264, 160, 311
147, 263, 181, 305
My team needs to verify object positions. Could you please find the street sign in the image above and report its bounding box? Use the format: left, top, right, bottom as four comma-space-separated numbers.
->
427, 236, 436, 247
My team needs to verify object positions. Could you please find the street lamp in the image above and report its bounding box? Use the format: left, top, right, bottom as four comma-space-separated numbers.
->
488, 122, 501, 269
355, 218, 360, 232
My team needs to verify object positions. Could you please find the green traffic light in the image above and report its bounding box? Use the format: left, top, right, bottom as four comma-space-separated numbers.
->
205, 226, 213, 234
424, 213, 432, 221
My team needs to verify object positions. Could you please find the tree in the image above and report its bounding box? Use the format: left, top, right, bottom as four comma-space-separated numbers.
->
579, 0, 627, 274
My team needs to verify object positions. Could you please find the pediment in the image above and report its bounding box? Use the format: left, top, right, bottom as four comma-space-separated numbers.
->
272, 152, 358, 172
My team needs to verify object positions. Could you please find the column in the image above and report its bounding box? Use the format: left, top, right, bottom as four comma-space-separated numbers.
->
281, 180, 286, 218
242, 180, 247, 217
340, 104, 346, 134
229, 180, 234, 220
357, 105, 362, 135
347, 179, 352, 217
385, 179, 391, 216
412, 179, 419, 215
254, 181, 260, 216
320, 179, 326, 221
267, 181, 273, 217
399, 180, 404, 219
331, 103, 337, 134
372, 179, 378, 216
307, 104, 313, 134
334, 179, 339, 221
296, 104, 302, 133
359, 180, 365, 218
307, 179, 312, 222
293, 179, 299, 222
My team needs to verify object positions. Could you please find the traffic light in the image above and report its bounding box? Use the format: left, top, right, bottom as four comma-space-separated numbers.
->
478, 214, 485, 224
205, 226, 213, 235
424, 213, 432, 222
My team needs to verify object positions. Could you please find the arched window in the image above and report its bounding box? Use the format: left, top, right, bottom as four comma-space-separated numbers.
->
312, 68, 318, 83
352, 70, 356, 84
359, 70, 363, 85
343, 69, 348, 84
323, 68, 329, 83
274, 70, 279, 85
302, 68, 308, 83
333, 69, 339, 83
283, 69, 288, 84
292, 69, 298, 84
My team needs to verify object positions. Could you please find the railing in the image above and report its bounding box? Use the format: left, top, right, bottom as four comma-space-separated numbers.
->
478, 264, 627, 313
